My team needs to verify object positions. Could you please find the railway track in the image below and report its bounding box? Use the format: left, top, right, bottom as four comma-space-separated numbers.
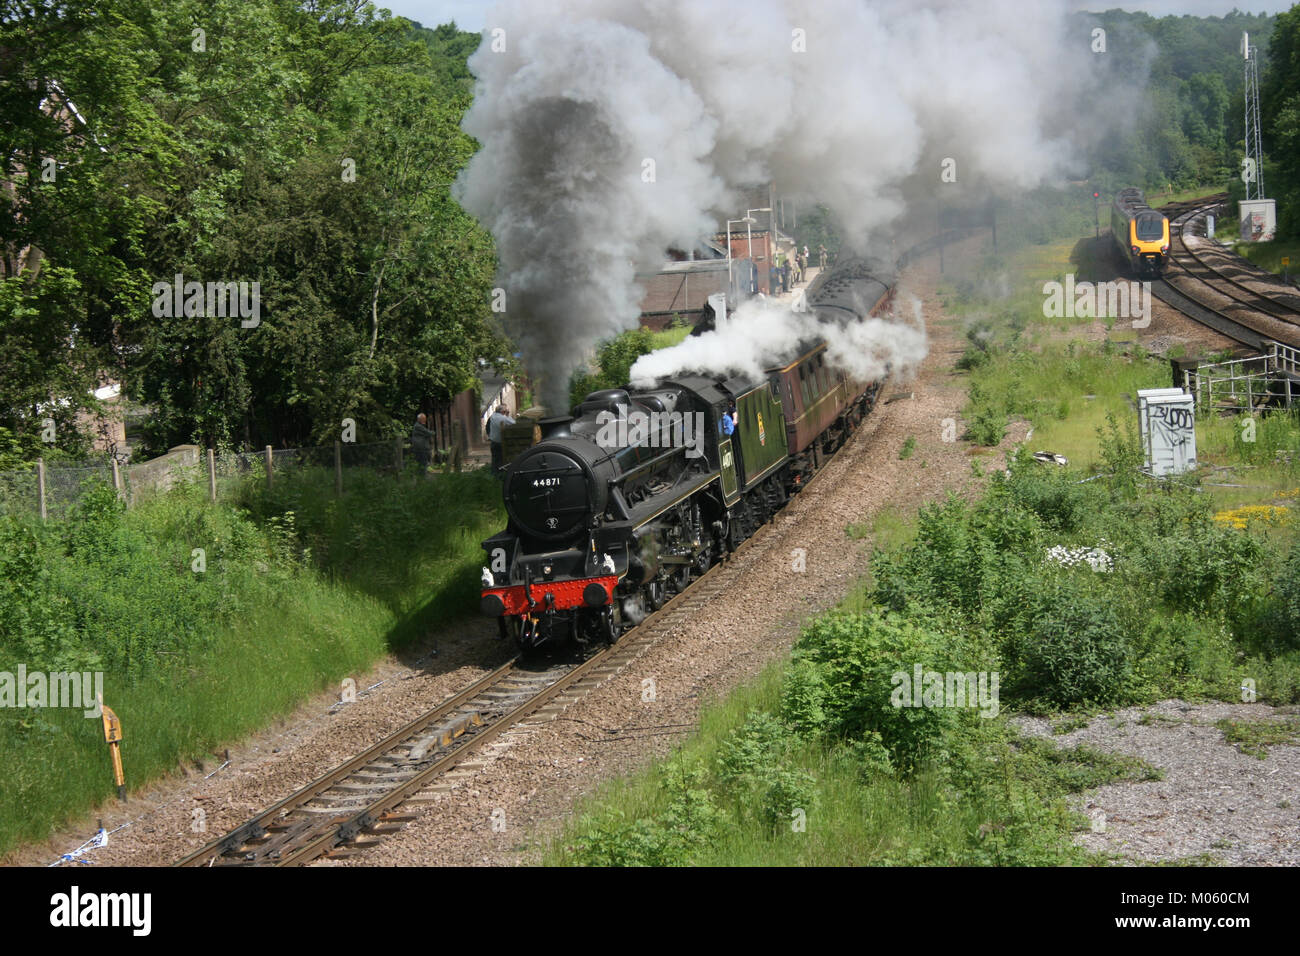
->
1155, 197, 1300, 351
174, 407, 867, 867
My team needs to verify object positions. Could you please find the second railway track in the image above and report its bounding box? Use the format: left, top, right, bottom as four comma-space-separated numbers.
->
1157, 197, 1300, 350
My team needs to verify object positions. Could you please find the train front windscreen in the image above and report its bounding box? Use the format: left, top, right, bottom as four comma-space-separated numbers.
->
1136, 215, 1165, 241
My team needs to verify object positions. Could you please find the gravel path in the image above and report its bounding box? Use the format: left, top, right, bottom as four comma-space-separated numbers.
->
1016, 701, 1300, 865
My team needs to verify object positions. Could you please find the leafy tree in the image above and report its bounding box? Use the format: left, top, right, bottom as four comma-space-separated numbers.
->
2, 1, 504, 458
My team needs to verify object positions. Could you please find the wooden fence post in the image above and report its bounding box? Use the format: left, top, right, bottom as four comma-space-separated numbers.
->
37, 457, 47, 521
334, 441, 343, 496
111, 457, 124, 502
451, 420, 464, 473
207, 448, 217, 502
265, 445, 274, 489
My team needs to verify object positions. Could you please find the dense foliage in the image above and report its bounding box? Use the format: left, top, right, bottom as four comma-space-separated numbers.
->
1080, 9, 1275, 195
1, 2, 505, 456
1263, 5, 1300, 236
552, 441, 1298, 866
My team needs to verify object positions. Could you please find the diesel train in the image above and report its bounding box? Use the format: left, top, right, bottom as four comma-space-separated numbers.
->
1111, 188, 1170, 276
479, 258, 895, 654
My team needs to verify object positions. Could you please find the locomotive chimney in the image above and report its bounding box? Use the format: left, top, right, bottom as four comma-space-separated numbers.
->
539, 416, 574, 439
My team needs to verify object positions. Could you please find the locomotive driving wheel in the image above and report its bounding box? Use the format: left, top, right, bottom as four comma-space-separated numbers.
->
694, 541, 713, 575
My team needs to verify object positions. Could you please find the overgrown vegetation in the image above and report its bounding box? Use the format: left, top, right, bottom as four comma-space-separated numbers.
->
548, 653, 1162, 867
549, 434, 1299, 865
550, 224, 1300, 865
0, 467, 503, 857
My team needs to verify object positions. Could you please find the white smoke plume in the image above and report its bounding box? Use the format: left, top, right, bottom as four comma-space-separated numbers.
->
628, 292, 927, 387
456, 0, 1125, 408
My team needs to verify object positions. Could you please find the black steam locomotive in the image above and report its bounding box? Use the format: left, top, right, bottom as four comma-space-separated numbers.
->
480, 258, 895, 653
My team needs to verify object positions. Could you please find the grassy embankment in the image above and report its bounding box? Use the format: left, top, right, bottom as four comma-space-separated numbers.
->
0, 467, 504, 858
543, 223, 1300, 867
1236, 239, 1300, 277
1, 320, 702, 859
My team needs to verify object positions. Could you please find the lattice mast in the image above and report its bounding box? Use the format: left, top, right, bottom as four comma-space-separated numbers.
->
1244, 31, 1265, 202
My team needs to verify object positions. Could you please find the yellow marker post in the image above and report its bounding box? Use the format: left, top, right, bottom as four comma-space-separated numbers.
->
99, 696, 126, 802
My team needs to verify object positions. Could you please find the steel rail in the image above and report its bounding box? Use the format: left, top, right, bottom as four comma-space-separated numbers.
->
174, 659, 518, 866
1161, 202, 1300, 346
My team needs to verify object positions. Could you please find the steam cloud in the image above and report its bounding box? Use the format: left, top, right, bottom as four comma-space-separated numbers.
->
456, 0, 1126, 408
629, 291, 928, 388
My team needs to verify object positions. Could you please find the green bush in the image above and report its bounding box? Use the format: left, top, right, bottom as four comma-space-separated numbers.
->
1262, 542, 1300, 654
841, 732, 895, 780
1005, 580, 1132, 706
1111, 492, 1267, 623
955, 346, 991, 371
871, 489, 1039, 625
785, 611, 978, 772
716, 711, 788, 782
568, 327, 659, 409
569, 760, 727, 866
1004, 452, 1099, 532
965, 406, 1006, 446
1131, 612, 1237, 701
714, 712, 818, 833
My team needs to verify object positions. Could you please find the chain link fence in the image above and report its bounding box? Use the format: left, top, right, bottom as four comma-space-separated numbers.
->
0, 438, 485, 521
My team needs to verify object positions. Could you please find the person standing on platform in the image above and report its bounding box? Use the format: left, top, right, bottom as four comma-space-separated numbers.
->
486, 405, 514, 477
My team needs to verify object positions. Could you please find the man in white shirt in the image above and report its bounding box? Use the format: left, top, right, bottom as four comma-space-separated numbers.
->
487, 405, 515, 476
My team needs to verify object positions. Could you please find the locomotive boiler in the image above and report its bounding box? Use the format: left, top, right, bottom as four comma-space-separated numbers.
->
480, 257, 895, 653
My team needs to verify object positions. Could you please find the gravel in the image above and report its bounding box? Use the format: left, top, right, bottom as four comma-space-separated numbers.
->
1016, 701, 1300, 865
